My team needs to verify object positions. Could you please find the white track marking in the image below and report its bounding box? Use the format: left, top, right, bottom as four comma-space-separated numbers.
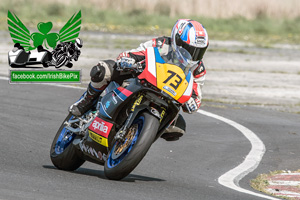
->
198, 109, 280, 200
0, 76, 9, 80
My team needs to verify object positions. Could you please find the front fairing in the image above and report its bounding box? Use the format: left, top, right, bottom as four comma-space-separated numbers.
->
138, 47, 194, 104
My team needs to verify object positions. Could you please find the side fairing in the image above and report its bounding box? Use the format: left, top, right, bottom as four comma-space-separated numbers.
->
99, 86, 133, 119
87, 80, 143, 150
138, 47, 157, 87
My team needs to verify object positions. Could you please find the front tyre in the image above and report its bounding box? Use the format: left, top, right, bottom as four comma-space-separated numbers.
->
104, 112, 159, 180
50, 113, 85, 171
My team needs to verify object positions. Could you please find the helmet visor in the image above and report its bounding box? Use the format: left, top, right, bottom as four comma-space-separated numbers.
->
171, 31, 192, 66
175, 34, 207, 61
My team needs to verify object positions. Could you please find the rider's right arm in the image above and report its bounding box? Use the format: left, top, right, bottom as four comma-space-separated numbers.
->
116, 40, 154, 62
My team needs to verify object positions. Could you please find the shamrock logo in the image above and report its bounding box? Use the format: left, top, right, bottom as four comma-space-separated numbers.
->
31, 22, 59, 49
7, 10, 81, 51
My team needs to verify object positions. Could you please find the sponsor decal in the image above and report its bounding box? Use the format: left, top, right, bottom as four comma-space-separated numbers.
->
89, 130, 109, 147
196, 37, 207, 47
160, 109, 166, 122
131, 95, 143, 112
100, 102, 112, 119
89, 117, 113, 138
163, 85, 177, 96
114, 87, 133, 101
79, 142, 107, 161
105, 101, 111, 109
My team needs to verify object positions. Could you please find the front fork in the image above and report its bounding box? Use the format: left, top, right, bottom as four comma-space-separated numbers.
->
114, 94, 166, 142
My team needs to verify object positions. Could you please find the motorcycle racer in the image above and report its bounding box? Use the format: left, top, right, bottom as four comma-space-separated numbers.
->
69, 19, 208, 141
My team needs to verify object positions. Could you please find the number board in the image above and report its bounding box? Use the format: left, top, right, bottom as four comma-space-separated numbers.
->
156, 63, 189, 100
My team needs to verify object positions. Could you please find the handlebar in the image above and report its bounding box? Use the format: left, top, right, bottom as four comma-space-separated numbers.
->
116, 62, 144, 73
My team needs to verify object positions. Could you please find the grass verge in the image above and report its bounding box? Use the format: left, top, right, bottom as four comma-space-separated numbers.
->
1, 1, 300, 46
251, 170, 296, 200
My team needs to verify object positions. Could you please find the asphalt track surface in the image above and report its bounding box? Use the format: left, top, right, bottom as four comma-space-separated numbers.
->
1, 79, 300, 200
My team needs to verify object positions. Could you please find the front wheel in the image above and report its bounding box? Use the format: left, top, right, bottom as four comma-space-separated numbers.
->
104, 112, 159, 180
50, 113, 85, 171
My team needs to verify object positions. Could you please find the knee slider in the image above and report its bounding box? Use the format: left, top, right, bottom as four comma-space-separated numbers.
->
90, 64, 106, 82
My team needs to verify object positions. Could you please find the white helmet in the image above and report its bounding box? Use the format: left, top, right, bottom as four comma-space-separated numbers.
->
171, 19, 208, 62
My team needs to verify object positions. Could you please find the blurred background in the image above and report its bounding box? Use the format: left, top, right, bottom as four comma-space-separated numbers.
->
1, 0, 300, 113
1, 0, 300, 45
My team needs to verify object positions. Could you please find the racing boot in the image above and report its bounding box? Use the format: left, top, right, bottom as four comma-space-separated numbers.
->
161, 114, 186, 141
69, 83, 102, 116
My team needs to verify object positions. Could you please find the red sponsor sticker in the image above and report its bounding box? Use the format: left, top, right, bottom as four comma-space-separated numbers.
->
89, 117, 113, 138
117, 87, 133, 97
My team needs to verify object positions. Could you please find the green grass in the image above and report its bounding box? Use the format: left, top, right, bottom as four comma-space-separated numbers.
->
207, 48, 256, 54
1, 0, 300, 46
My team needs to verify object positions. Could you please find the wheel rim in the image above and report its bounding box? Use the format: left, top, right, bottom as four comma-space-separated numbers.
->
54, 116, 76, 155
107, 116, 144, 168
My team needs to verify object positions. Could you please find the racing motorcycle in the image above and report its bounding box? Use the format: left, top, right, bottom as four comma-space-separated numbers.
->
50, 46, 195, 180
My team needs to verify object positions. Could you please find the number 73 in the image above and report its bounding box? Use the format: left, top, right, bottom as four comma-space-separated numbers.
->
163, 70, 182, 90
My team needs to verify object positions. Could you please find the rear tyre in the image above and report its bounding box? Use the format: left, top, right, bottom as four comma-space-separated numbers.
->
104, 112, 159, 180
50, 113, 85, 171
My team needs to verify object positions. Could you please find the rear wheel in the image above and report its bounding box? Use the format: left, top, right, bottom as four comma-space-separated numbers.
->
104, 112, 159, 180
50, 113, 85, 171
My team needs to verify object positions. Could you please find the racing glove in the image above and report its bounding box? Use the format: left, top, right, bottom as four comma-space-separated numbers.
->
182, 96, 201, 114
117, 57, 136, 70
